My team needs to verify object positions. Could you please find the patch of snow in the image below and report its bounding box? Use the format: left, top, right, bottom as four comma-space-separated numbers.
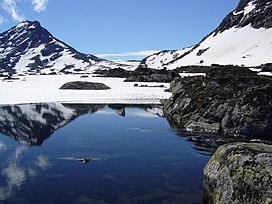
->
258, 72, 272, 77
233, 1, 256, 16
45, 48, 90, 73
244, 2, 256, 15
112, 60, 140, 70
249, 67, 262, 72
13, 45, 46, 74
179, 73, 206, 78
145, 47, 192, 69
0, 75, 171, 105
15, 21, 29, 29
28, 25, 36, 29
233, 10, 244, 16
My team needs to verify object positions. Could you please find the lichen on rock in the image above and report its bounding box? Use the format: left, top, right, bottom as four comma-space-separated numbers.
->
203, 142, 272, 204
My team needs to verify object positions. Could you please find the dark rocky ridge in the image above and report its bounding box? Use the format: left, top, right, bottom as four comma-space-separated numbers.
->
215, 0, 272, 35
94, 67, 180, 83
124, 67, 180, 83
163, 66, 272, 140
94, 68, 132, 78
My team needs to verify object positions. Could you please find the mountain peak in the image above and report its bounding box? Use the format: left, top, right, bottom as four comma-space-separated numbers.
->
12, 20, 44, 35
16, 20, 41, 27
0, 20, 135, 75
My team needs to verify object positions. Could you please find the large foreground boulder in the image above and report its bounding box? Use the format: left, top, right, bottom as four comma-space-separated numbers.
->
163, 66, 272, 140
60, 81, 110, 90
203, 142, 272, 204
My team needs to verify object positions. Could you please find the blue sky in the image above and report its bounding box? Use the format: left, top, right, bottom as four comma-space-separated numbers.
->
0, 0, 239, 60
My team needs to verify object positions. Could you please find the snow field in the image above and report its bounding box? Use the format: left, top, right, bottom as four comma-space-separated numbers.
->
0, 75, 171, 105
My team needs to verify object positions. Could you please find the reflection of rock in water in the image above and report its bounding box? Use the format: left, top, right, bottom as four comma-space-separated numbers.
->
146, 106, 164, 117
0, 103, 106, 146
58, 156, 103, 164
74, 195, 109, 204
116, 108, 126, 117
61, 103, 106, 114
109, 104, 164, 118
176, 131, 262, 156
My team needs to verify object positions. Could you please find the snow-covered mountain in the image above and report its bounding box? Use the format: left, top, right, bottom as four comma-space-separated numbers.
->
140, 0, 272, 69
0, 21, 136, 75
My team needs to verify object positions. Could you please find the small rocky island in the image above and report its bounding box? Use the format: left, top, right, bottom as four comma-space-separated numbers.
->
60, 81, 111, 90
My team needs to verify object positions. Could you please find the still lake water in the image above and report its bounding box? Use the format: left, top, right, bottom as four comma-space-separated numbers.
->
0, 103, 212, 204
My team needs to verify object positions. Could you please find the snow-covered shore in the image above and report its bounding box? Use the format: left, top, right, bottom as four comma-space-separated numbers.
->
0, 75, 171, 105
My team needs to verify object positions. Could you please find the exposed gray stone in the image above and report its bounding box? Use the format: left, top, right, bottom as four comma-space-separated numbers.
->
163, 67, 272, 140
59, 81, 110, 90
203, 142, 272, 204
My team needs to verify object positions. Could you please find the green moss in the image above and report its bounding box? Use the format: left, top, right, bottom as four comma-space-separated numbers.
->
227, 153, 241, 162
204, 189, 217, 204
204, 142, 272, 204
232, 165, 244, 182
245, 169, 254, 179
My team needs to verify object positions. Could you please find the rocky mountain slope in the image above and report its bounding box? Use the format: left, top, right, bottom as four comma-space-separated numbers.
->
0, 21, 135, 75
163, 66, 272, 140
140, 0, 272, 69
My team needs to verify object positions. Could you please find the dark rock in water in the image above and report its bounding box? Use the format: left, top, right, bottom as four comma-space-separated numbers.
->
59, 81, 110, 90
78, 158, 93, 164
203, 142, 272, 204
163, 67, 272, 140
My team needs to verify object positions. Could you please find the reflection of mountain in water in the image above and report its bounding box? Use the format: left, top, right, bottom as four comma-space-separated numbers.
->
0, 103, 164, 146
0, 103, 106, 146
